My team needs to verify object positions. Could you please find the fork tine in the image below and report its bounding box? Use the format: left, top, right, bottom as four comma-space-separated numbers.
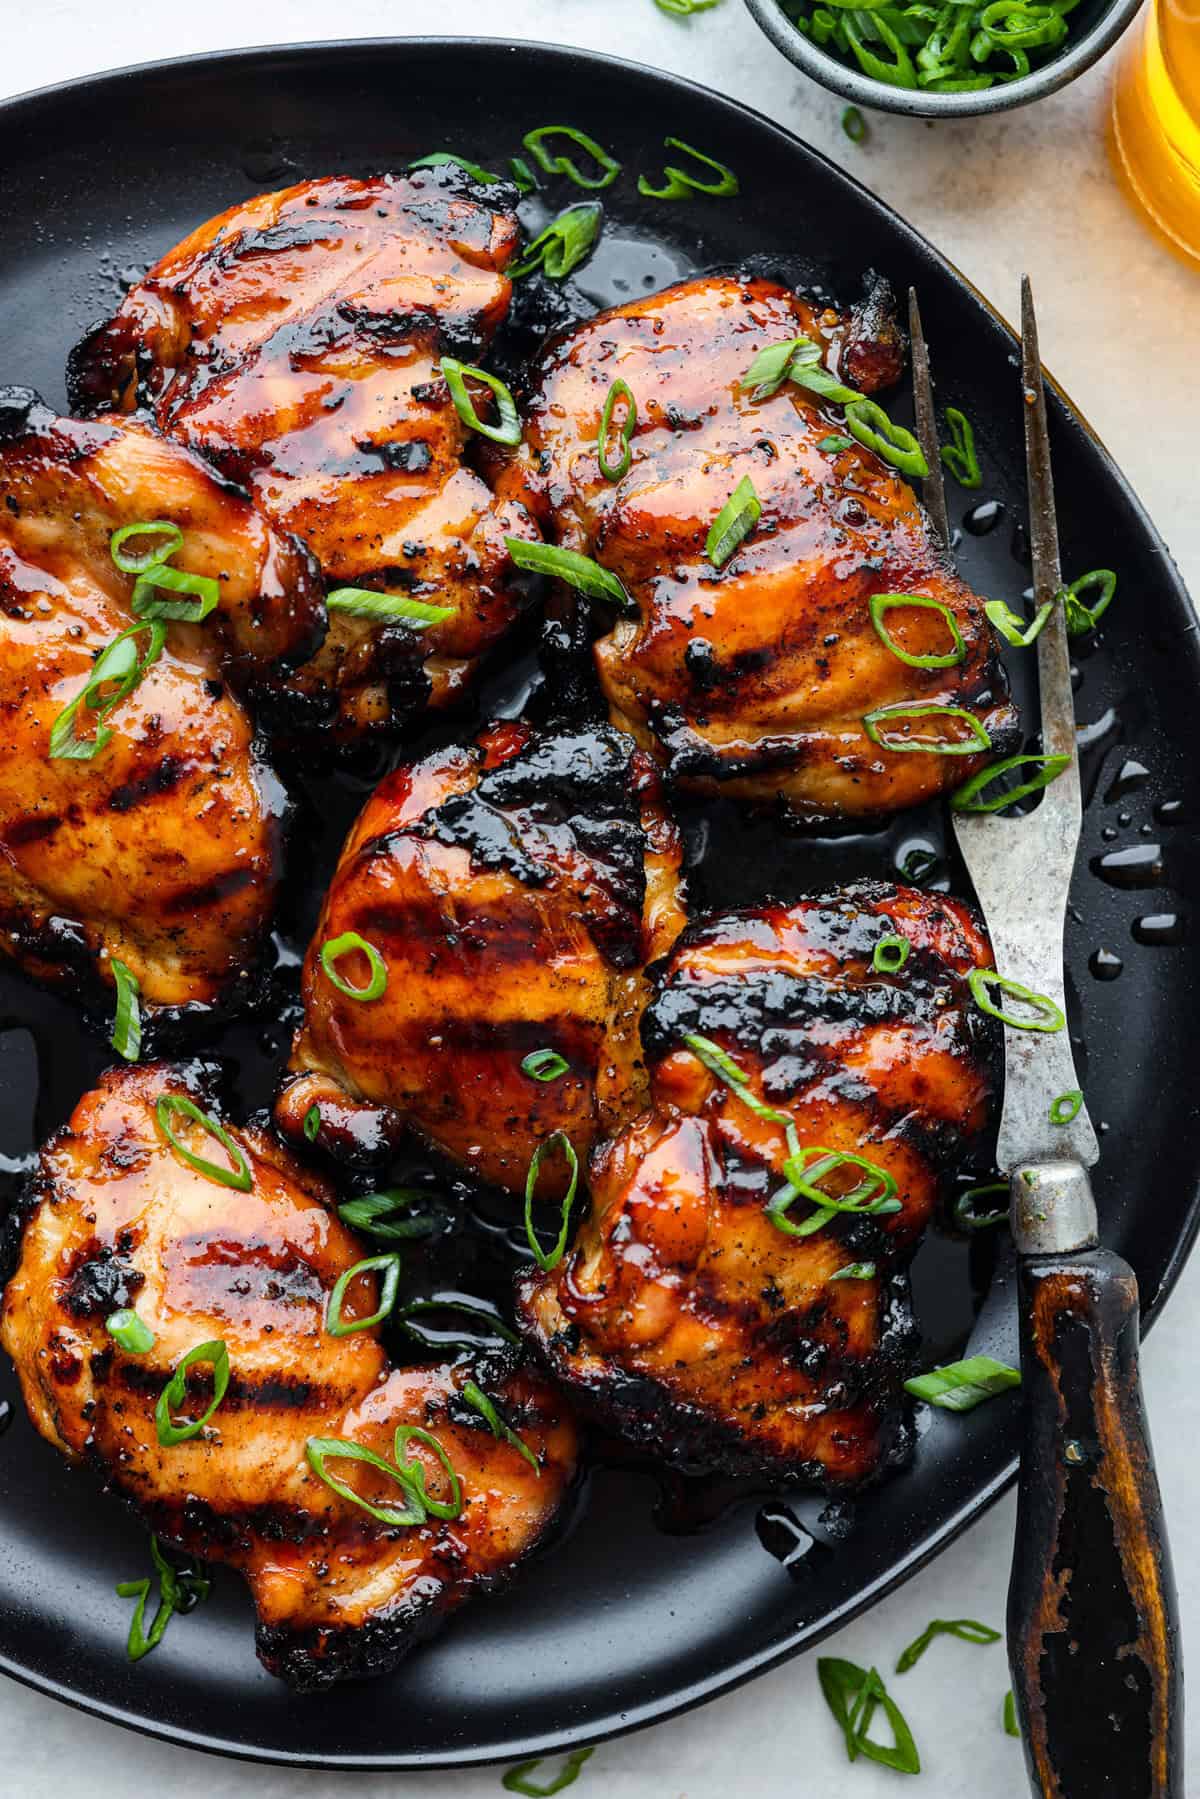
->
1020, 275, 1077, 769
907, 288, 950, 548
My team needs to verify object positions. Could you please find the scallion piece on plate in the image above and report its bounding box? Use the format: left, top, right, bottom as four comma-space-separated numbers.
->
655, 0, 723, 13
319, 931, 388, 1002
968, 968, 1064, 1033
326, 589, 454, 625
49, 619, 167, 763
817, 1656, 921, 1773
155, 1094, 252, 1191
842, 104, 868, 143
706, 475, 761, 569
1063, 568, 1117, 636
509, 202, 603, 280
940, 407, 982, 488
155, 1339, 230, 1446
863, 702, 991, 755
869, 593, 966, 669
895, 1616, 1001, 1673
1004, 1690, 1021, 1737
984, 597, 1054, 647
904, 1354, 1021, 1412
325, 1253, 402, 1338
522, 125, 621, 189
116, 1535, 209, 1662
951, 752, 1069, 814
130, 562, 220, 623
408, 151, 503, 183
110, 957, 142, 1062
509, 154, 537, 193
1049, 1088, 1083, 1125
953, 1182, 1009, 1231
830, 1261, 876, 1281
304, 1436, 427, 1527
818, 433, 854, 452
768, 1147, 901, 1239
844, 398, 928, 478
872, 932, 910, 974
524, 1131, 580, 1271
521, 1048, 569, 1082
109, 520, 184, 574
505, 538, 632, 610
439, 356, 522, 446
392, 1424, 464, 1520
462, 1377, 541, 1474
502, 1747, 596, 1797
638, 136, 738, 199
303, 1103, 321, 1142
338, 1188, 443, 1242
106, 1308, 155, 1354
396, 1296, 519, 1352
597, 377, 637, 482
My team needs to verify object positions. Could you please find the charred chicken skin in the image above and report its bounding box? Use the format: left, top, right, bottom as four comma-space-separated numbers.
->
495, 274, 1019, 819
0, 391, 304, 1010
276, 720, 686, 1194
69, 169, 541, 739
0, 1062, 577, 1689
518, 883, 997, 1484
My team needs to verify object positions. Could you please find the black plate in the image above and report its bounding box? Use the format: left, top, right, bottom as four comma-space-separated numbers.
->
0, 36, 1197, 1774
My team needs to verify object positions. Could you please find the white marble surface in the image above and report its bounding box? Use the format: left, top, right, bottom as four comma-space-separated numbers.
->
1, 3, 1197, 1795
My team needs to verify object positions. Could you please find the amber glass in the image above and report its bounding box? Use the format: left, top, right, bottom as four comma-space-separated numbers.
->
1111, 0, 1200, 267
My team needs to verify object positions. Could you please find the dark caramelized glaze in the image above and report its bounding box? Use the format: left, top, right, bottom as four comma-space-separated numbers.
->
518, 883, 998, 1483
495, 274, 1019, 818
69, 169, 541, 739
0, 392, 300, 1011
0, 1062, 578, 1689
276, 721, 686, 1194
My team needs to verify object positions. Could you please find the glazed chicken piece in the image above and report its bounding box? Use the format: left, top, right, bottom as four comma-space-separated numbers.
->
276, 720, 686, 1195
519, 884, 998, 1484
0, 391, 311, 1010
495, 274, 1019, 820
0, 1062, 577, 1689
69, 168, 541, 739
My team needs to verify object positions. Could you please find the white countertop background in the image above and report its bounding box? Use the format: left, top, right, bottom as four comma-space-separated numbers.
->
2, 3, 1197, 1795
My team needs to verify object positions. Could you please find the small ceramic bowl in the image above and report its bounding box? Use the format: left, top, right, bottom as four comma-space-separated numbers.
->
743, 0, 1146, 117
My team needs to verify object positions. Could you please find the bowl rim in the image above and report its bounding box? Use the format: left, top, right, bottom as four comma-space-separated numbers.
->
742, 0, 1146, 116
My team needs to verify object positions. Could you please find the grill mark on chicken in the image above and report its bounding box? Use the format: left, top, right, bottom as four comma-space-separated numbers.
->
0, 1062, 578, 1689
69, 168, 543, 741
492, 273, 1019, 819
276, 721, 686, 1194
518, 882, 997, 1484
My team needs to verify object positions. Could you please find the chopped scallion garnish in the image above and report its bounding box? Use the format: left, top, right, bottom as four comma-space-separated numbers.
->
505, 538, 632, 609
439, 357, 521, 446
706, 475, 761, 569
1004, 1690, 1021, 1737
869, 593, 966, 669
509, 203, 603, 280
655, 0, 723, 12
319, 931, 388, 1002
130, 563, 219, 623
1063, 568, 1117, 636
845, 398, 928, 478
842, 105, 868, 143
326, 589, 454, 625
830, 1261, 876, 1281
872, 933, 910, 974
524, 1131, 580, 1271
769, 1147, 901, 1239
303, 1103, 321, 1142
951, 752, 1069, 814
110, 957, 142, 1062
1049, 1088, 1083, 1125
510, 154, 537, 193
895, 1616, 1001, 1673
817, 1657, 921, 1773
109, 520, 184, 575
502, 1747, 596, 1797
940, 407, 982, 488
462, 1377, 541, 1474
984, 597, 1053, 648
392, 1424, 463, 1520
968, 968, 1064, 1033
522, 125, 621, 190
638, 136, 738, 199
155, 1094, 252, 1191
522, 1048, 569, 1082
597, 377, 637, 482
49, 620, 167, 763
953, 1182, 1009, 1231
304, 1436, 427, 1527
409, 151, 502, 183
818, 433, 854, 452
116, 1535, 209, 1662
106, 1308, 155, 1354
338, 1188, 442, 1242
863, 702, 991, 755
904, 1354, 1021, 1412
155, 1339, 230, 1446
325, 1253, 402, 1338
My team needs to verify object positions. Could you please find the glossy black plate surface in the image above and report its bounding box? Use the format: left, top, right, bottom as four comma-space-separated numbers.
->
0, 36, 1196, 1772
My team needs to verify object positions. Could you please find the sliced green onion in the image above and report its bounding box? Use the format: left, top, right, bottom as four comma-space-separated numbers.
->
951, 752, 1070, 813
954, 1182, 1009, 1231
326, 589, 454, 625
155, 1339, 230, 1446
842, 104, 868, 142
706, 475, 761, 569
844, 14, 918, 87
130, 563, 219, 623
325, 1253, 401, 1337
869, 593, 966, 669
509, 203, 603, 280
392, 1424, 463, 1519
656, 0, 723, 11
1004, 1690, 1021, 1737
524, 1131, 580, 1272
510, 155, 537, 194
462, 1378, 541, 1475
49, 620, 167, 762
818, 433, 854, 452
396, 1297, 519, 1352
106, 1308, 155, 1354
303, 1103, 321, 1142
439, 357, 521, 447
740, 336, 819, 402
863, 702, 991, 755
904, 1353, 1021, 1412
116, 1535, 209, 1662
505, 537, 632, 610
110, 520, 183, 575
817, 1657, 921, 1773
968, 968, 1064, 1033
304, 1436, 426, 1527
409, 151, 502, 183
522, 1048, 569, 1082
830, 1261, 876, 1281
638, 137, 739, 199
1049, 1088, 1083, 1125
682, 1031, 795, 1132
1063, 568, 1117, 636
502, 1748, 596, 1797
597, 378, 637, 482
522, 125, 621, 190
110, 957, 142, 1062
896, 1617, 1001, 1673
940, 407, 983, 488
984, 597, 1053, 647
980, 0, 1067, 47
155, 1095, 252, 1191
845, 398, 928, 477
873, 933, 910, 974
769, 1147, 901, 1238
319, 931, 388, 1002
338, 1188, 443, 1242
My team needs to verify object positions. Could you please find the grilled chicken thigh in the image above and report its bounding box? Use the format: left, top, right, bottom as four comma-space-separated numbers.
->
0, 392, 306, 1010
277, 720, 686, 1194
518, 884, 997, 1483
70, 169, 541, 739
1, 1062, 577, 1688
494, 274, 1019, 819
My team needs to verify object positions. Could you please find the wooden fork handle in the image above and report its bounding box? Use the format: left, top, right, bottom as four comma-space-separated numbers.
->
1008, 1249, 1183, 1797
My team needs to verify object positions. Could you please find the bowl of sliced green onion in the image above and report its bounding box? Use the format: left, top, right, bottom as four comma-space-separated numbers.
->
744, 0, 1145, 114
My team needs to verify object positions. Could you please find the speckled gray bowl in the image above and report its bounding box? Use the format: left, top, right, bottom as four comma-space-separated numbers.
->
744, 0, 1145, 116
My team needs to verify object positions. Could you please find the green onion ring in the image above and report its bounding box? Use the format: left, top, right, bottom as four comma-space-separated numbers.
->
155, 1094, 252, 1191
869, 593, 966, 669
304, 1436, 427, 1527
502, 1747, 596, 1797
940, 407, 983, 488
968, 968, 1064, 1033
951, 752, 1070, 813
439, 357, 522, 447
524, 1131, 580, 1271
706, 475, 761, 569
863, 702, 991, 755
462, 1378, 541, 1475
109, 520, 183, 575
319, 931, 388, 1002
1063, 568, 1117, 636
1049, 1088, 1083, 1125
844, 398, 928, 477
106, 1308, 155, 1354
953, 1182, 1009, 1231
49, 620, 167, 763
597, 377, 637, 482
904, 1353, 1021, 1411
505, 537, 633, 610
325, 1253, 402, 1338
984, 597, 1053, 647
873, 932, 910, 974
110, 957, 142, 1062
521, 1048, 569, 1082
392, 1425, 464, 1519
408, 151, 503, 183
130, 563, 219, 623
522, 125, 621, 190
326, 589, 454, 625
155, 1339, 230, 1446
638, 137, 739, 199
509, 203, 603, 281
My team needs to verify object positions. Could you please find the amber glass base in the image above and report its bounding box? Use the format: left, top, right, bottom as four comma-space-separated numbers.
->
1110, 0, 1200, 268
